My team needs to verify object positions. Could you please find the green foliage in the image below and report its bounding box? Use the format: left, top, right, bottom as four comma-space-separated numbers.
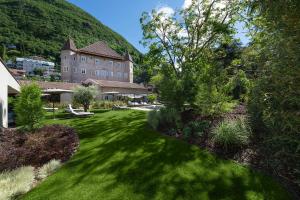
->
147, 107, 182, 131
92, 100, 126, 109
33, 68, 45, 76
159, 107, 182, 129
0, 44, 8, 61
147, 94, 157, 104
147, 110, 160, 130
183, 126, 192, 140
183, 120, 210, 140
37, 159, 61, 180
73, 86, 97, 112
189, 121, 210, 136
0, 166, 35, 200
246, 1, 300, 135
141, 0, 240, 114
15, 83, 44, 131
0, 0, 141, 66
225, 69, 251, 102
212, 117, 251, 151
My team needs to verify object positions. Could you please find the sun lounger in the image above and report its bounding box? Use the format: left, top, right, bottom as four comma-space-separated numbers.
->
67, 104, 94, 117
112, 104, 129, 110
43, 107, 58, 112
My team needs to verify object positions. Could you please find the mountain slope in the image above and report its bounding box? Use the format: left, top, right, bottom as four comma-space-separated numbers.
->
0, 0, 141, 66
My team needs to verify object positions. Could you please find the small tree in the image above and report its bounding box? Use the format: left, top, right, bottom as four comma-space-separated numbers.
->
147, 94, 157, 104
73, 86, 97, 112
15, 83, 44, 131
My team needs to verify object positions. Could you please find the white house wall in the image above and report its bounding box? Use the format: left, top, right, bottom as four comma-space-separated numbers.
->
0, 60, 20, 128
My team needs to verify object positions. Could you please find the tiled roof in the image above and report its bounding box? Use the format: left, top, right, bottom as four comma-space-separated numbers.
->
83, 79, 147, 90
78, 41, 123, 60
20, 80, 80, 90
8, 68, 26, 76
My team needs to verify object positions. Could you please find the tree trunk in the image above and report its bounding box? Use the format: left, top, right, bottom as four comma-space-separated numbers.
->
84, 104, 88, 112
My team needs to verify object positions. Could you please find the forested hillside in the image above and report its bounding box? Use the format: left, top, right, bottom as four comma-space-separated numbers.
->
0, 0, 141, 67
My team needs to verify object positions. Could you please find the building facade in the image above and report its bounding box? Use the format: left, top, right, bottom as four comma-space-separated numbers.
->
16, 56, 55, 76
61, 39, 133, 83
0, 58, 20, 128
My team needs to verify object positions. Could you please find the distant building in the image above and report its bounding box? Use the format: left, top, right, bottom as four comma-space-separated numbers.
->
16, 56, 55, 76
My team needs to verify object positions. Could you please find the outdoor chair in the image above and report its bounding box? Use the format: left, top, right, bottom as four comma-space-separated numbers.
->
67, 104, 94, 117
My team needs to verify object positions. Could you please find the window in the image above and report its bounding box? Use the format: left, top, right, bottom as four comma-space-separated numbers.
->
81, 56, 86, 62
115, 62, 121, 68
95, 70, 101, 77
95, 59, 100, 65
110, 71, 114, 77
73, 68, 78, 73
124, 72, 128, 79
101, 70, 107, 77
64, 56, 67, 60
81, 68, 86, 74
108, 61, 113, 67
63, 67, 69, 72
117, 72, 122, 78
73, 57, 76, 61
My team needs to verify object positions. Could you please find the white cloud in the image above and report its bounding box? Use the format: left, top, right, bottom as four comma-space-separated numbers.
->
182, 0, 192, 9
157, 6, 175, 17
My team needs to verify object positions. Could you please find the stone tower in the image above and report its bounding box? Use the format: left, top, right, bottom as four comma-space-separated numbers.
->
124, 52, 133, 83
61, 38, 77, 82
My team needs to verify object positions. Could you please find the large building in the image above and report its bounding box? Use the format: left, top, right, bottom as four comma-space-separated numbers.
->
61, 39, 133, 83
60, 39, 148, 100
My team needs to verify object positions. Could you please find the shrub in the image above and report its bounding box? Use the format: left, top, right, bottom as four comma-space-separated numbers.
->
159, 107, 182, 129
147, 94, 157, 104
212, 117, 251, 151
15, 83, 44, 131
0, 166, 35, 200
37, 159, 61, 180
189, 120, 210, 137
73, 86, 97, 112
147, 107, 182, 131
147, 110, 160, 130
92, 100, 126, 109
183, 126, 192, 140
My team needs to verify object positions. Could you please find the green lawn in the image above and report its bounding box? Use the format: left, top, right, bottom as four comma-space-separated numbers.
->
22, 110, 290, 200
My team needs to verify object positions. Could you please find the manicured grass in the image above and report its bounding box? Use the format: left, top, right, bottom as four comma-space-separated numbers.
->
22, 110, 290, 200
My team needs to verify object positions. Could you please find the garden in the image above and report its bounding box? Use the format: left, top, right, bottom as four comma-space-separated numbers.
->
0, 0, 299, 199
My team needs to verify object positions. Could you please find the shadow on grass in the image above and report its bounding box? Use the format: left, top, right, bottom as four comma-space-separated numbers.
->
23, 110, 290, 200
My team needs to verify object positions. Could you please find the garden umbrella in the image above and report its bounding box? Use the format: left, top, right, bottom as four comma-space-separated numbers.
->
42, 89, 73, 118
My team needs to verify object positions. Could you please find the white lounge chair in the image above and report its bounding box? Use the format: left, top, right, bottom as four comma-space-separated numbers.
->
67, 104, 94, 117
43, 107, 58, 112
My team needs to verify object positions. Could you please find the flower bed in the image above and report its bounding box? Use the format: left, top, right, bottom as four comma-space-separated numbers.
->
0, 125, 79, 172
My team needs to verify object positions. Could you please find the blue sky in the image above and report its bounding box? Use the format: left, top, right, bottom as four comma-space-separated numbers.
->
68, 0, 249, 53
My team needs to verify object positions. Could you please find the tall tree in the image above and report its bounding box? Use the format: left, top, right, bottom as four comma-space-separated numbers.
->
141, 0, 240, 114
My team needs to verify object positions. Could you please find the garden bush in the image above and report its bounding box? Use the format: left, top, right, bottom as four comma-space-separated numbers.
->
147, 107, 182, 131
15, 83, 44, 131
147, 94, 157, 104
183, 120, 210, 140
147, 110, 160, 130
212, 117, 251, 151
0, 166, 35, 200
37, 159, 61, 180
92, 100, 126, 109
